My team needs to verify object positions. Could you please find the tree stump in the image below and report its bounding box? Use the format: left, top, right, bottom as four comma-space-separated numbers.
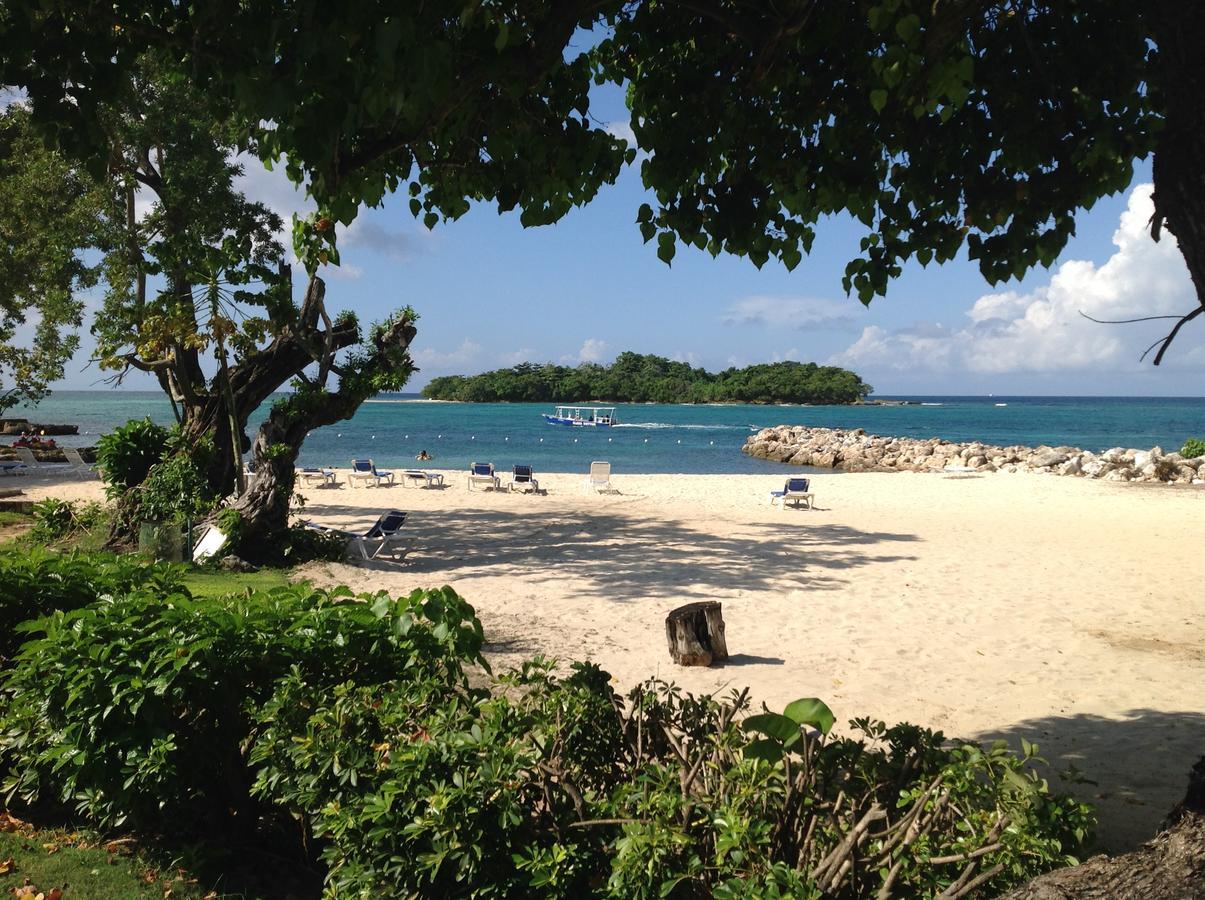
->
665, 601, 728, 667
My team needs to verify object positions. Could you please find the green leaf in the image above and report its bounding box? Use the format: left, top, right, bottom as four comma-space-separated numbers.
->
656, 231, 676, 264
494, 22, 509, 52
742, 712, 800, 742
870, 89, 888, 113
783, 698, 835, 734
743, 738, 784, 764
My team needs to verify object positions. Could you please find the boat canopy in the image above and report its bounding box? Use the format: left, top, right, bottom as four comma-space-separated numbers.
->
552, 406, 615, 424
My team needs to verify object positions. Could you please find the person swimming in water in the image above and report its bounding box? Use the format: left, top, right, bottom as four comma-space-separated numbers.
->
416, 449, 432, 461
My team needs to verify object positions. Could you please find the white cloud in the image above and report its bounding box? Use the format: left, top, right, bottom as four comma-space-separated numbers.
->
498, 348, 535, 366
722, 295, 861, 329
605, 120, 637, 146
576, 338, 608, 363
834, 184, 1204, 374
0, 88, 26, 109
341, 219, 415, 261
412, 339, 483, 370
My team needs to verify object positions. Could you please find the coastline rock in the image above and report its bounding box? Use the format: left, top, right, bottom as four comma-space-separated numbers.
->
742, 426, 1198, 485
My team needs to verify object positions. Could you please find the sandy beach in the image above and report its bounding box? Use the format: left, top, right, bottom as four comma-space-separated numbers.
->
14, 466, 1204, 851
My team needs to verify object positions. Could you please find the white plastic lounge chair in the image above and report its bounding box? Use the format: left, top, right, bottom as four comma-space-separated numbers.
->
349, 458, 394, 487
62, 447, 97, 476
402, 469, 445, 488
467, 462, 499, 491
298, 467, 339, 488
306, 510, 410, 561
15, 447, 69, 472
770, 477, 814, 509
585, 461, 613, 493
191, 523, 228, 562
508, 465, 539, 493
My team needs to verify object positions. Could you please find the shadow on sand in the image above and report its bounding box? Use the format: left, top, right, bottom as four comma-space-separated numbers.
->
301, 503, 921, 603
973, 708, 1205, 853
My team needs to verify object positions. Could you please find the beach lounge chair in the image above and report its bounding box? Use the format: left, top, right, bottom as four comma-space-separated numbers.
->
467, 462, 499, 491
349, 458, 394, 487
306, 510, 410, 561
15, 447, 69, 472
62, 447, 97, 476
402, 469, 445, 488
0, 460, 27, 476
770, 477, 814, 509
299, 467, 339, 488
508, 464, 539, 493
585, 461, 613, 493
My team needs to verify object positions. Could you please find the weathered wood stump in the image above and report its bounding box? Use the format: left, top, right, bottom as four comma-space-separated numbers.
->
665, 601, 728, 667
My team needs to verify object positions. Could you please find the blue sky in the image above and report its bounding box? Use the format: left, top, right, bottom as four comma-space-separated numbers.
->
44, 81, 1205, 397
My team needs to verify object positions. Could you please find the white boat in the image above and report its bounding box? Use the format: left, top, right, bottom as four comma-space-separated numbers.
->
543, 405, 616, 427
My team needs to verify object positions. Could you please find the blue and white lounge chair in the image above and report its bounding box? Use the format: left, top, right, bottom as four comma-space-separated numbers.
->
306, 510, 410, 560
508, 464, 539, 493
299, 466, 339, 487
0, 460, 27, 476
770, 477, 814, 509
402, 469, 445, 488
350, 458, 394, 487
467, 462, 499, 491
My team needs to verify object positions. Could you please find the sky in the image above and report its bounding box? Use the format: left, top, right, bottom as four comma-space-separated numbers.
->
18, 83, 1205, 397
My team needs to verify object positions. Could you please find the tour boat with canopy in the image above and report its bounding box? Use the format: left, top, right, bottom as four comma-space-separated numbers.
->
542, 406, 617, 427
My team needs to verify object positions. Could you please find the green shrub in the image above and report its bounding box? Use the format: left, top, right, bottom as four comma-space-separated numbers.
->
95, 417, 171, 495
252, 667, 1093, 898
1181, 437, 1205, 459
27, 498, 108, 543
0, 547, 183, 664
138, 454, 218, 523
0, 583, 485, 839
252, 660, 619, 897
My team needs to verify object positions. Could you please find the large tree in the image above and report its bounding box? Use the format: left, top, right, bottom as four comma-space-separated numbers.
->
2, 70, 419, 553
0, 1, 1198, 358
0, 105, 100, 413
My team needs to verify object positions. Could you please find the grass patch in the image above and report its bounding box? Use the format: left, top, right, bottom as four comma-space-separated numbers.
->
0, 816, 206, 900
181, 567, 296, 598
0, 511, 31, 527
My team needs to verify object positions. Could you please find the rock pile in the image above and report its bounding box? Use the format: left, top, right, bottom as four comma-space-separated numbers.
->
743, 426, 1205, 484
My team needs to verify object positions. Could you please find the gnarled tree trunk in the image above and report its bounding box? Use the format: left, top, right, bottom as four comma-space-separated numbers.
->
222, 297, 417, 560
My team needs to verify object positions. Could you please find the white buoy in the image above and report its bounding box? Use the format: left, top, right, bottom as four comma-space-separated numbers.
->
710, 440, 714, 445
573, 438, 578, 443
438, 434, 442, 438
505, 437, 509, 441
471, 436, 475, 440
405, 434, 409, 439
644, 438, 648, 443
539, 438, 544, 442
372, 435, 376, 439
677, 439, 681, 444
608, 437, 612, 442
337, 433, 342, 437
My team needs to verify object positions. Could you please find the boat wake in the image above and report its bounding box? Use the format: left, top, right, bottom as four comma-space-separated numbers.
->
612, 422, 748, 430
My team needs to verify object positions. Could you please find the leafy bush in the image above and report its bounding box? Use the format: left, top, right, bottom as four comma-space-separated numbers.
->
254, 666, 1093, 898
0, 547, 183, 665
95, 417, 170, 495
0, 583, 485, 839
27, 498, 106, 542
1181, 437, 1205, 459
137, 454, 218, 523
252, 660, 620, 897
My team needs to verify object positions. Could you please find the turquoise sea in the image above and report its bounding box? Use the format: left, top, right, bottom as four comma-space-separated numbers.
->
6, 392, 1204, 475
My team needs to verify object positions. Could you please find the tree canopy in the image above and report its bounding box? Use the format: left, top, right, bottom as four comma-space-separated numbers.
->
422, 353, 871, 405
0, 105, 100, 413
2, 2, 1199, 363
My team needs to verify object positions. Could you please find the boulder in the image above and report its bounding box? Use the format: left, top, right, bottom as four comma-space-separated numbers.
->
1029, 448, 1070, 468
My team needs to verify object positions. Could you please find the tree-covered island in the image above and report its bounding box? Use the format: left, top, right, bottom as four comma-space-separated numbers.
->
422, 353, 872, 404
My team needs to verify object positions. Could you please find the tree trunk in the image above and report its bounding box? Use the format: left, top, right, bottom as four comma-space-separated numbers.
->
1148, 3, 1205, 363
999, 757, 1205, 899
665, 601, 729, 666
224, 305, 417, 560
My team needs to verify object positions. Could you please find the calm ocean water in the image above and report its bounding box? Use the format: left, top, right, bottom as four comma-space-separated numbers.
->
6, 392, 1204, 475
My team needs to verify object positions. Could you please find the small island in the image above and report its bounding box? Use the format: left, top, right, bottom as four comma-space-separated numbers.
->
421, 352, 872, 404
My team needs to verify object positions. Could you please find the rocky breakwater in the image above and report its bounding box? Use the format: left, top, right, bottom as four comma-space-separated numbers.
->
743, 426, 1205, 485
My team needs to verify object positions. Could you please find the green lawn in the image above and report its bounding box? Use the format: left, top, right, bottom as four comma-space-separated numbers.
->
181, 567, 297, 598
0, 821, 205, 900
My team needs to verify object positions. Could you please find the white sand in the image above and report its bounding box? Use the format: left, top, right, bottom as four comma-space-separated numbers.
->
13, 466, 1205, 850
